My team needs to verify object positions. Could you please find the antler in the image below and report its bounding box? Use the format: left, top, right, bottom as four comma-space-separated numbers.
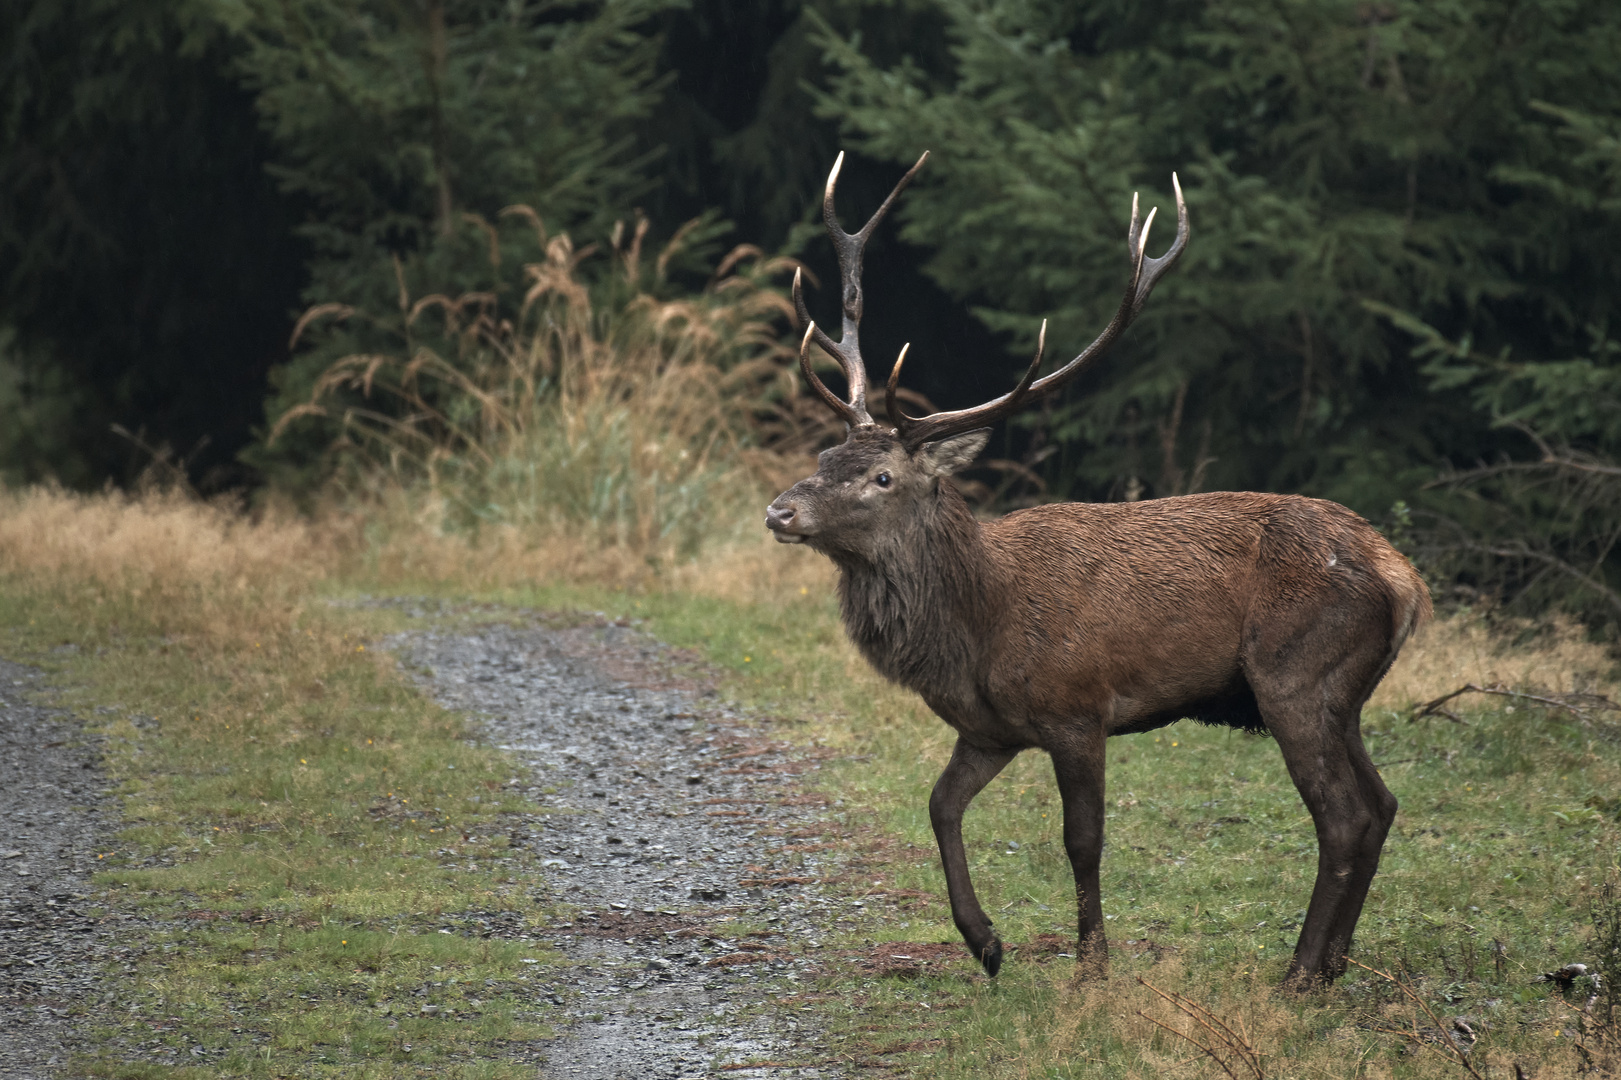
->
890, 174, 1189, 449
795, 150, 931, 428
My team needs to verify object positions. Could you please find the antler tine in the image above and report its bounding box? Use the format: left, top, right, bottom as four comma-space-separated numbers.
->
798, 320, 862, 427
799, 150, 931, 428
891, 320, 1047, 445
1014, 318, 1048, 404
895, 177, 1188, 450
884, 343, 912, 430
1129, 172, 1188, 313
832, 149, 931, 245
794, 267, 866, 423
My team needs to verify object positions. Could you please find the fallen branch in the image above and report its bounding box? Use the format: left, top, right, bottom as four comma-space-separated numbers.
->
1348, 959, 1484, 1079
1411, 683, 1619, 725
1137, 977, 1263, 1079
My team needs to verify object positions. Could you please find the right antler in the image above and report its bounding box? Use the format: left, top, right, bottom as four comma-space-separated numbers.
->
888, 175, 1188, 449
795, 150, 931, 429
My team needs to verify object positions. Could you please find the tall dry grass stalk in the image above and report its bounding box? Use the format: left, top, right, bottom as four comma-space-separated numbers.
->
273, 211, 829, 564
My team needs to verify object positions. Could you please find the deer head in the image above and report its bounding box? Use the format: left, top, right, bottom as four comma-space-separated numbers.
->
766, 152, 1189, 559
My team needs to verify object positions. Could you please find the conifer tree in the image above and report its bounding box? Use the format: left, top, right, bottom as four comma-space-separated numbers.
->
815, 0, 1621, 516
0, 0, 306, 486
231, 0, 679, 485
1376, 103, 1621, 629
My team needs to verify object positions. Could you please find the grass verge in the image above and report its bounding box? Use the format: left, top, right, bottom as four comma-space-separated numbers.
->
0, 490, 563, 1078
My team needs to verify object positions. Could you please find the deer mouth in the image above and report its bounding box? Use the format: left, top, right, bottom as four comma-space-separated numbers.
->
767, 519, 808, 544
765, 503, 808, 543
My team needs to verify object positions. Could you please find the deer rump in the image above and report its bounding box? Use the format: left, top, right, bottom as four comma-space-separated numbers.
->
769, 152, 1430, 988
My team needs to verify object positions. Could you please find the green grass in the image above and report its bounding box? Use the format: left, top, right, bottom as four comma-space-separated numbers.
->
2, 485, 1617, 1077
0, 589, 563, 1079
374, 571, 1621, 1077
800, 708, 1618, 1076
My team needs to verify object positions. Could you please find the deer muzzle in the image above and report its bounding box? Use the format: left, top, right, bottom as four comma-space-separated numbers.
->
764, 499, 806, 543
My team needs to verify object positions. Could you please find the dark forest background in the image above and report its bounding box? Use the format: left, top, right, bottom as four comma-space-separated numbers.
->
3, 0, 1619, 627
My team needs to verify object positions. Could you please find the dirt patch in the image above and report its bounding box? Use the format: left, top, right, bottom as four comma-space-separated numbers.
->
823, 933, 1115, 982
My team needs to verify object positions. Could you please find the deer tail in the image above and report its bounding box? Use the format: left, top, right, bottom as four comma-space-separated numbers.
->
1391, 560, 1433, 647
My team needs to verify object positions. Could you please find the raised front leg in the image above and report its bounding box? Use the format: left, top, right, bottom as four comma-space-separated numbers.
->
1050, 729, 1108, 976
930, 739, 1018, 975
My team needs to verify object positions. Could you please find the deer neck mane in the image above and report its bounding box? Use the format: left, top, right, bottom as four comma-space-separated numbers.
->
831, 480, 998, 693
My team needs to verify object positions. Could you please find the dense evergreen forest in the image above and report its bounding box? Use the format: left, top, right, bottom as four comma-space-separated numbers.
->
2, 0, 1618, 627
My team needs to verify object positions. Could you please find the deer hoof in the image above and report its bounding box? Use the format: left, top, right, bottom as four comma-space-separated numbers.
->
979, 939, 1004, 977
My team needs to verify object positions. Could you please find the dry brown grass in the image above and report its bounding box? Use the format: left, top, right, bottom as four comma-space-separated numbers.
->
272, 212, 833, 564
668, 526, 838, 602
327, 489, 660, 592
909, 956, 1588, 1079
7, 480, 1613, 711
299, 495, 838, 598
0, 485, 329, 651
933, 961, 1317, 1080
0, 486, 316, 587
1371, 611, 1620, 712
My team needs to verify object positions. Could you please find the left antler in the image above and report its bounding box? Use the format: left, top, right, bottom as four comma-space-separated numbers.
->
795, 150, 931, 428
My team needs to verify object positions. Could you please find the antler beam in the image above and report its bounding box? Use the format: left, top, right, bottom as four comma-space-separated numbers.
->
794, 150, 931, 428
890, 174, 1189, 449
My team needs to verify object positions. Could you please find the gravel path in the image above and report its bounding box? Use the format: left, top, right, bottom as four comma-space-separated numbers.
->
0, 615, 861, 1078
0, 658, 124, 1079
392, 617, 851, 1079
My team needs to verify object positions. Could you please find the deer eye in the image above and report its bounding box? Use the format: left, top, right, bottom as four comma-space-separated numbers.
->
875, 472, 892, 488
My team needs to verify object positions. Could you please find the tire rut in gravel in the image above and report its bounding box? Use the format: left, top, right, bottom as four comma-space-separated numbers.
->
392, 618, 849, 1080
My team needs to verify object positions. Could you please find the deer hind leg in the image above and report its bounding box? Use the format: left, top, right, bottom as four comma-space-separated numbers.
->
930, 739, 1018, 975
1255, 681, 1397, 989
1049, 726, 1108, 977
1316, 726, 1396, 981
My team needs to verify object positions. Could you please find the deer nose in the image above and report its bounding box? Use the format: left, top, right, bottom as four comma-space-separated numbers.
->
765, 503, 797, 532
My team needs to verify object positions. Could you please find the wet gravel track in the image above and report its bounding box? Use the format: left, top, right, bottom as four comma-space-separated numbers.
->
0, 613, 867, 1078
0, 658, 124, 1079
393, 617, 850, 1078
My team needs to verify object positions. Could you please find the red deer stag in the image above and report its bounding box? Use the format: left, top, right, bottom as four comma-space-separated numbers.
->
765, 151, 1431, 987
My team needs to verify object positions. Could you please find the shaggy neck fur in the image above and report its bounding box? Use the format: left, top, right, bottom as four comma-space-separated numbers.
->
830, 479, 1002, 696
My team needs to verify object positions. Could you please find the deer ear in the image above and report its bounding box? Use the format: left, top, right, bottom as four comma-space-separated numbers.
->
917, 428, 991, 477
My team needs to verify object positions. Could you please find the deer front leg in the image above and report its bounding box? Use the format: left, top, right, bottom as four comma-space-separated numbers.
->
1050, 729, 1108, 977
930, 738, 1018, 975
